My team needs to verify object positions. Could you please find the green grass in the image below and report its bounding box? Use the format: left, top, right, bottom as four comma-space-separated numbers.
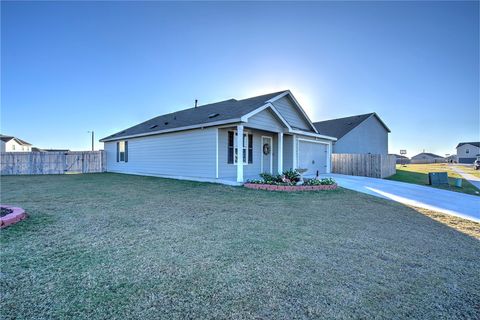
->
1, 173, 479, 319
388, 164, 480, 196
455, 164, 480, 178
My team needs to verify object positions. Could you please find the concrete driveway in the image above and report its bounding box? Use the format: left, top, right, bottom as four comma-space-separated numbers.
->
323, 173, 480, 223
451, 166, 480, 190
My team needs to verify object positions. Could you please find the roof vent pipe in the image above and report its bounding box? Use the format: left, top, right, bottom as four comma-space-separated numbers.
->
195, 99, 198, 108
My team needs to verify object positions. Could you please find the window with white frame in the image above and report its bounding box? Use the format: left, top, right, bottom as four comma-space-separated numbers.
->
227, 131, 253, 164
116, 140, 128, 162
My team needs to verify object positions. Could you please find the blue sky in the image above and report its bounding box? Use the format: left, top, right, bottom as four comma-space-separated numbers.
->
2, 1, 478, 156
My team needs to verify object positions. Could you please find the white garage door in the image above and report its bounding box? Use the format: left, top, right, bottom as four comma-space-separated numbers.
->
298, 140, 328, 176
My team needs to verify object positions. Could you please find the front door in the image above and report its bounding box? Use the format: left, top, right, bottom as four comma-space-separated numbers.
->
261, 136, 273, 174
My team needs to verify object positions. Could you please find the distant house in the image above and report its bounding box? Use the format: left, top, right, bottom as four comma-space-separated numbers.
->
100, 90, 337, 185
313, 113, 390, 155
0, 135, 32, 152
391, 154, 410, 164
445, 154, 458, 163
410, 152, 445, 164
456, 142, 480, 164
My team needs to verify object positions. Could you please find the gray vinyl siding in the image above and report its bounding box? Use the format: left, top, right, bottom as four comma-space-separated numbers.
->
283, 135, 294, 170
271, 96, 312, 131
247, 109, 285, 132
217, 128, 278, 179
104, 128, 216, 178
456, 144, 480, 159
333, 115, 388, 154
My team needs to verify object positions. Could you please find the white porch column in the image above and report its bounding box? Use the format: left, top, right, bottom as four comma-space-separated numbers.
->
277, 132, 283, 174
292, 135, 297, 169
327, 141, 332, 173
236, 125, 244, 183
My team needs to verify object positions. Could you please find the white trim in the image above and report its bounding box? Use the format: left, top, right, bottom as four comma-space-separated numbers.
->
266, 90, 319, 133
241, 103, 292, 131
296, 138, 331, 174
100, 118, 242, 142
236, 125, 244, 182
260, 136, 273, 174
290, 129, 337, 141
215, 128, 219, 178
292, 135, 297, 169
278, 132, 283, 174
228, 129, 252, 166
297, 138, 332, 144
369, 113, 391, 133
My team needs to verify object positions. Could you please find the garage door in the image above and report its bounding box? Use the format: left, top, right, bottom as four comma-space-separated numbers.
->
298, 140, 327, 176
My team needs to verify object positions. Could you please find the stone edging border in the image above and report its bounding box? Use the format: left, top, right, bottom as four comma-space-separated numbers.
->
244, 183, 338, 192
0, 205, 27, 228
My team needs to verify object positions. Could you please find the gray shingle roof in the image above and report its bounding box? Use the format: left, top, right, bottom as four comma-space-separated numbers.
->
100, 91, 287, 141
313, 113, 373, 139
412, 152, 444, 159
0, 134, 32, 145
456, 142, 480, 148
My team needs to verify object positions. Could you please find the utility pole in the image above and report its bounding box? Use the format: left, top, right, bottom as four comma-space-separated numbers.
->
88, 131, 94, 151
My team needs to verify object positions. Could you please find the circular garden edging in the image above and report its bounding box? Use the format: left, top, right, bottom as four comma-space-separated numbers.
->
0, 205, 27, 228
244, 183, 338, 192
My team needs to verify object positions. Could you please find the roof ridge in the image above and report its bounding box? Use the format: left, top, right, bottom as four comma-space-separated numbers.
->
313, 112, 374, 124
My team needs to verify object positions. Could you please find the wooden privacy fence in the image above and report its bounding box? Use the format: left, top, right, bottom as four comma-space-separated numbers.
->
1, 151, 106, 175
332, 154, 396, 178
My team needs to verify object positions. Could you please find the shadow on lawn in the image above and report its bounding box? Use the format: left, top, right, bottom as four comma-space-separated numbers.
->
1, 173, 479, 319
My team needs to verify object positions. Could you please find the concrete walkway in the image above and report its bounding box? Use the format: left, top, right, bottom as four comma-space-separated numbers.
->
323, 173, 480, 223
451, 166, 480, 190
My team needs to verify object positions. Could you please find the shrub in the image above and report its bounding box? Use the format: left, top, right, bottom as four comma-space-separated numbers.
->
283, 169, 301, 183
259, 173, 283, 184
304, 178, 336, 186
246, 179, 264, 184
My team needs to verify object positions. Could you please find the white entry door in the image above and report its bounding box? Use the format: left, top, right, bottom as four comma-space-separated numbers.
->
298, 140, 327, 176
261, 136, 273, 174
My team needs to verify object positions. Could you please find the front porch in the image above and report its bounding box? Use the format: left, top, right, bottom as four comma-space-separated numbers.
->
216, 123, 332, 184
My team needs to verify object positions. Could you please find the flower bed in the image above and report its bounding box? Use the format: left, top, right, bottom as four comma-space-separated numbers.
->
245, 169, 338, 191
0, 205, 27, 228
244, 183, 338, 192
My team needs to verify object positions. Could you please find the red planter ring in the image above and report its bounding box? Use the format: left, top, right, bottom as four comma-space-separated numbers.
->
244, 183, 338, 192
0, 205, 27, 228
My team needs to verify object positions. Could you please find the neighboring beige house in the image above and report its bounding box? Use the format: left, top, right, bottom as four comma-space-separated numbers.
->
410, 152, 445, 164
456, 142, 480, 164
0, 135, 32, 152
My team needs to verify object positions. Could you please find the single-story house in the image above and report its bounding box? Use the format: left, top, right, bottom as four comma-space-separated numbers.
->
456, 142, 480, 164
313, 113, 390, 154
100, 90, 337, 185
391, 154, 410, 164
0, 135, 32, 152
410, 152, 445, 164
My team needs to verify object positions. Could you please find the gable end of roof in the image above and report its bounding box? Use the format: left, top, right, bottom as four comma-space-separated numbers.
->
456, 142, 480, 148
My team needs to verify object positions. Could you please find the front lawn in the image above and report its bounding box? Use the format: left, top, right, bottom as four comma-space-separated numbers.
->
1, 173, 479, 319
388, 164, 480, 196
